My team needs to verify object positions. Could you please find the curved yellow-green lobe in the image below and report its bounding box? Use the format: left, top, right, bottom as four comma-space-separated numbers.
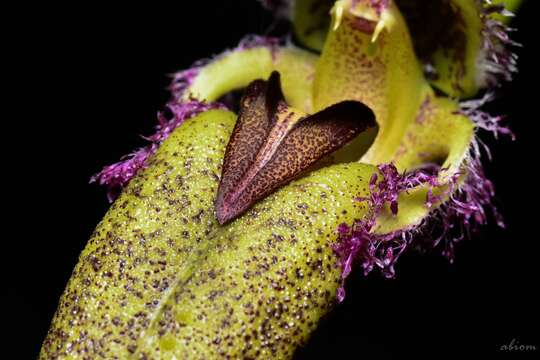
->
392, 95, 474, 177
39, 110, 237, 359
375, 96, 475, 234
313, 0, 427, 166
134, 163, 375, 359
185, 45, 318, 113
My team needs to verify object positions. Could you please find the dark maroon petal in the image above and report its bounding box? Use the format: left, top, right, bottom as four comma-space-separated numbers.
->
216, 71, 377, 224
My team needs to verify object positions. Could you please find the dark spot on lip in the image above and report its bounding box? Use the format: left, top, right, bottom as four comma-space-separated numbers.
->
297, 203, 308, 210
191, 209, 204, 223
89, 255, 102, 272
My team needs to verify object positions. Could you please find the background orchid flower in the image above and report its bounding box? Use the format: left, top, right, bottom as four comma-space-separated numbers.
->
40, 0, 521, 359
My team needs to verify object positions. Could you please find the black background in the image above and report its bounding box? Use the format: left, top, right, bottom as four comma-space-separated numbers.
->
5, 1, 538, 358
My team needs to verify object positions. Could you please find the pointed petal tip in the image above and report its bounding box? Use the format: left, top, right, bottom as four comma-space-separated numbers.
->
216, 209, 228, 226
215, 201, 239, 225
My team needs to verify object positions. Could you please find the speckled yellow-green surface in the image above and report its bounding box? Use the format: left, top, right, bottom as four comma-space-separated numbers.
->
40, 110, 235, 358
40, 109, 376, 359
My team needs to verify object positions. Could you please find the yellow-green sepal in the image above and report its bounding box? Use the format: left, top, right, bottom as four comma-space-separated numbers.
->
185, 45, 318, 113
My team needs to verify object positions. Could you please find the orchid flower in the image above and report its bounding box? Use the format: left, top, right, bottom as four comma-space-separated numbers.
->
41, 0, 520, 358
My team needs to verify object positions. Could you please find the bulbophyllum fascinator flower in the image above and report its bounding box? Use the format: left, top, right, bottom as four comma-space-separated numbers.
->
41, 1, 520, 358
